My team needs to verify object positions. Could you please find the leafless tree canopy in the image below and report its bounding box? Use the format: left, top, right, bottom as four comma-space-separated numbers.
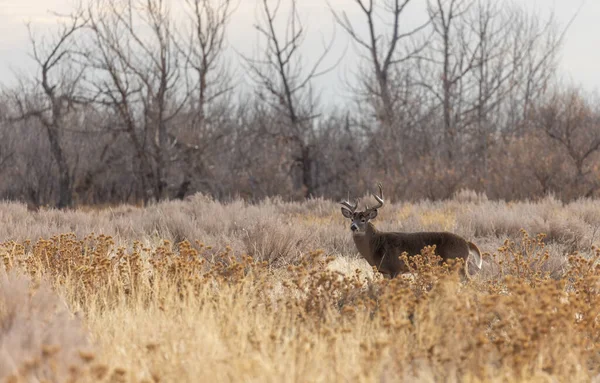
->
0, 0, 594, 207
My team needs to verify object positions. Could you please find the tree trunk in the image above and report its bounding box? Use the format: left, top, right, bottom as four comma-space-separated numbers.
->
301, 146, 313, 198
46, 125, 72, 208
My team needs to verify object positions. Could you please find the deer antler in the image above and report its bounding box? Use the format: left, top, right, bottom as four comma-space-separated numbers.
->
369, 183, 384, 210
340, 199, 358, 213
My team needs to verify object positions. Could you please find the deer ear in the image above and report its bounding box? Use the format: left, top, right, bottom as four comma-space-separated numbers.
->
341, 207, 353, 219
366, 209, 378, 220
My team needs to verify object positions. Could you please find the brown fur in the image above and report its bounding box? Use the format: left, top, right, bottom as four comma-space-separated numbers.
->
352, 223, 482, 280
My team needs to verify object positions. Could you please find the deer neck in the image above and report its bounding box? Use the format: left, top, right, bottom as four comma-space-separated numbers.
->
353, 223, 378, 267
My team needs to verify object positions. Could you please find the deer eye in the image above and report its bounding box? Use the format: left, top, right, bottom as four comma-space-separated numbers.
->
361, 218, 366, 223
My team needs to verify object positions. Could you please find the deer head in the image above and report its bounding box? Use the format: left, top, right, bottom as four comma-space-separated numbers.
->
340, 183, 384, 235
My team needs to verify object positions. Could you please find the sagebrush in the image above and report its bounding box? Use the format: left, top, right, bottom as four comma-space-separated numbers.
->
1, 195, 600, 382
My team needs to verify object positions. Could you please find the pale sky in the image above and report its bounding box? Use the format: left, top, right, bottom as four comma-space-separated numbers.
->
0, 0, 597, 107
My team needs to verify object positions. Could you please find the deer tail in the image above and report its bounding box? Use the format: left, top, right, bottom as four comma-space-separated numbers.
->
467, 241, 483, 270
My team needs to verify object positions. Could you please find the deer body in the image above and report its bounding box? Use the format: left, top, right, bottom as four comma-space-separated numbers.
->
351, 222, 482, 278
341, 184, 482, 280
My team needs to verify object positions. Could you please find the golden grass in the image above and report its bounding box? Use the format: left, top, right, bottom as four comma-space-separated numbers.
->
1, 196, 600, 382
418, 209, 457, 231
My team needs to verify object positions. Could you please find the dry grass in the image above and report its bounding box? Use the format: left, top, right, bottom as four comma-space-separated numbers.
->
0, 272, 92, 382
1, 193, 600, 382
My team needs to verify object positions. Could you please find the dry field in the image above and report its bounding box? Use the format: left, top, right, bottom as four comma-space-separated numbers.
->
2, 190, 600, 382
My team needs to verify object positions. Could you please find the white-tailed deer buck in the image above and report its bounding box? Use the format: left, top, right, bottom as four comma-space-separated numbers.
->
340, 184, 483, 280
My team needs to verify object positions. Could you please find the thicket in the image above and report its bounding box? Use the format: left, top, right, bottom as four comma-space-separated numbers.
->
1, 0, 597, 208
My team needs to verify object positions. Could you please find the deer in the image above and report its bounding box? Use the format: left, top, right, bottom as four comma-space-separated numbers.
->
340, 183, 483, 281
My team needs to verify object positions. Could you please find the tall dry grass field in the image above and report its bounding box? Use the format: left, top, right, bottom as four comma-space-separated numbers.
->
2, 191, 600, 382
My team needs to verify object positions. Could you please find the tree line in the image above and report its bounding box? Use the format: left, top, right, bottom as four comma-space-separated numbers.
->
0, 0, 597, 208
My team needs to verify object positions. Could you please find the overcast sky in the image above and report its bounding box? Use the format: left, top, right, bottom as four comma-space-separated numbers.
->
0, 0, 596, 107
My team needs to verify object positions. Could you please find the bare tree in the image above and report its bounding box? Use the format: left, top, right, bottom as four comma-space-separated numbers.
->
505, 8, 565, 129
3, 8, 88, 208
332, 0, 429, 129
330, 0, 431, 193
440, 0, 525, 184
468, 2, 564, 187
179, 0, 235, 122
419, 0, 481, 164
85, 0, 185, 203
408, 0, 565, 197
534, 87, 600, 198
173, 0, 236, 199
241, 0, 337, 198
0, 100, 15, 171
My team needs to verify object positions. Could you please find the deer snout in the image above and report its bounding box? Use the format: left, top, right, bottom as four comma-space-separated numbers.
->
350, 223, 358, 232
